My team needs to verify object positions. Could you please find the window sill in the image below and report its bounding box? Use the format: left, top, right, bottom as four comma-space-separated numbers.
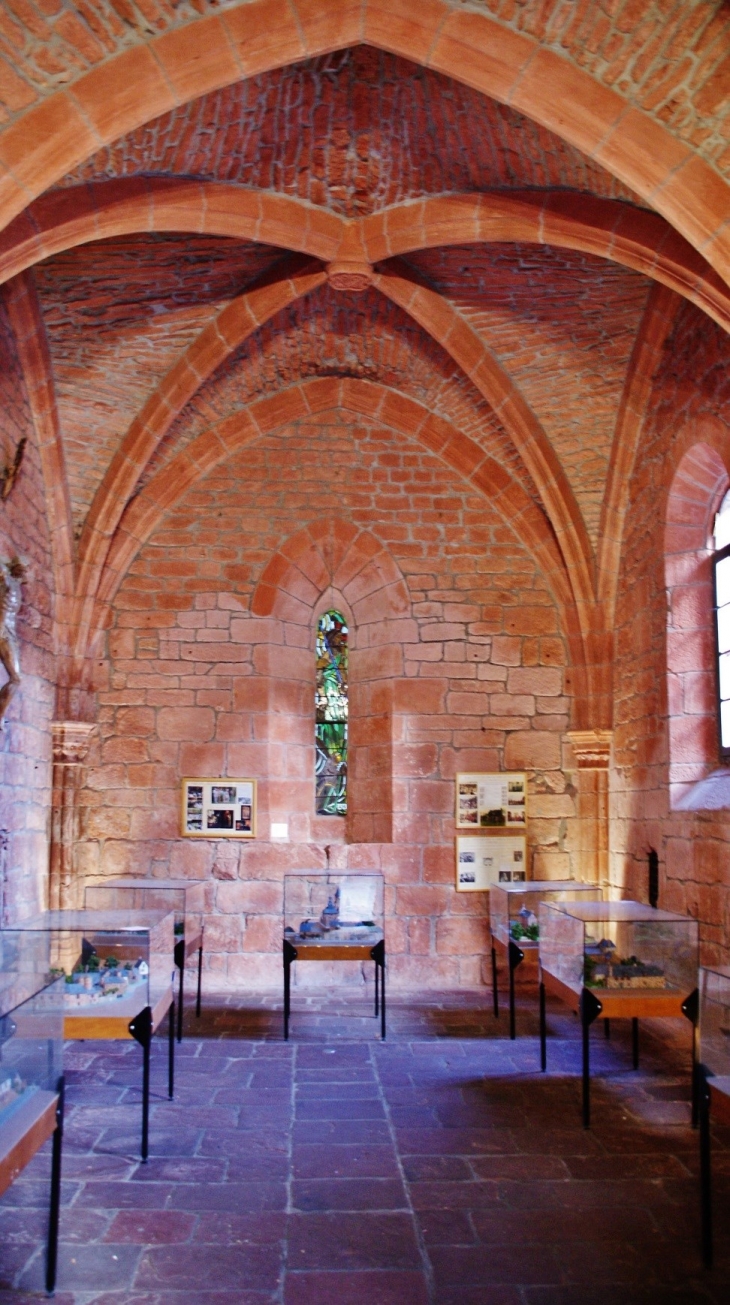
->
674, 768, 730, 811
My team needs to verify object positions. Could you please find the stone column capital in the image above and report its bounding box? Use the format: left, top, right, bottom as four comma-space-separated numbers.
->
566, 728, 613, 771
51, 720, 96, 765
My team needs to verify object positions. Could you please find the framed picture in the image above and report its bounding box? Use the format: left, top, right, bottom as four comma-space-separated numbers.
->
456, 835, 527, 891
181, 778, 256, 838
455, 772, 526, 829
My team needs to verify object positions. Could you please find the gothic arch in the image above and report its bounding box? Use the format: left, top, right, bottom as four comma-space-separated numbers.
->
252, 520, 414, 844
0, 1, 728, 285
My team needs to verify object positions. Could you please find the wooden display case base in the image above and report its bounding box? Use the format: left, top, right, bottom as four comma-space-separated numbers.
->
174, 927, 204, 1043
540, 970, 697, 1129
0, 1082, 64, 1294
64, 986, 175, 1162
490, 935, 538, 1038
283, 937, 386, 1040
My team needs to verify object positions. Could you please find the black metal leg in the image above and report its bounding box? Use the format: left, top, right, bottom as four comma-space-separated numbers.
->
539, 981, 546, 1072
491, 943, 499, 1019
579, 988, 602, 1129
283, 940, 296, 1041
129, 1005, 153, 1162
196, 942, 203, 1018
141, 1034, 150, 1160
374, 959, 379, 1018
370, 939, 386, 1040
174, 938, 185, 1043
698, 1064, 713, 1268
45, 1075, 64, 1296
507, 941, 524, 1041
632, 1017, 639, 1070
604, 1018, 611, 1039
582, 1008, 591, 1128
168, 997, 175, 1100
177, 956, 184, 1043
682, 988, 700, 1128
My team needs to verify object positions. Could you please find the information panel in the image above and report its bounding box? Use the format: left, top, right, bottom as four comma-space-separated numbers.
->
455, 772, 526, 829
456, 835, 527, 891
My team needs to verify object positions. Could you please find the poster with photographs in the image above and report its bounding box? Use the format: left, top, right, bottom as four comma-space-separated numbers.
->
455, 772, 526, 829
456, 835, 527, 892
181, 778, 256, 838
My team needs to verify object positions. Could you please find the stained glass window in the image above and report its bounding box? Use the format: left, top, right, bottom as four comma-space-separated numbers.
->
315, 610, 348, 816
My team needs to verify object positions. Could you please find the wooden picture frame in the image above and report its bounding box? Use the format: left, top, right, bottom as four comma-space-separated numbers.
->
456, 834, 527, 891
181, 777, 257, 838
455, 772, 527, 830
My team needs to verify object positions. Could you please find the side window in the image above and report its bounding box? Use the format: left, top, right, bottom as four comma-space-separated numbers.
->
315, 609, 348, 816
713, 491, 730, 757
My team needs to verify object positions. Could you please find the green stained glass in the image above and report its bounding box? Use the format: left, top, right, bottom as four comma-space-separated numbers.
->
315, 610, 348, 816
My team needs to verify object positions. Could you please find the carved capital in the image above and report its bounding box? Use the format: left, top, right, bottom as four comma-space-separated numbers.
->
566, 728, 613, 771
51, 720, 96, 765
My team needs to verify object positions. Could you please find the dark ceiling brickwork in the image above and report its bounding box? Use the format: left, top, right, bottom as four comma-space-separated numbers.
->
56, 48, 645, 212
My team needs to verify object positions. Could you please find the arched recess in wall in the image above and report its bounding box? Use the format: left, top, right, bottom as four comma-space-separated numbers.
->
665, 440, 728, 808
251, 520, 413, 844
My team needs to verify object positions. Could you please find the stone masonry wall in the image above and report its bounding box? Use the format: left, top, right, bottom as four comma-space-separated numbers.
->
612, 299, 730, 964
79, 412, 576, 989
0, 292, 55, 924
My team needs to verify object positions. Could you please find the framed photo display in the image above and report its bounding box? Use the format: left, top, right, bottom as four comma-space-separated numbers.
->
455, 772, 526, 829
456, 835, 527, 891
181, 778, 257, 838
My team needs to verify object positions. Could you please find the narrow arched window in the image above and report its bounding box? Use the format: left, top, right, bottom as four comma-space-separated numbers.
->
714, 491, 730, 757
315, 610, 348, 815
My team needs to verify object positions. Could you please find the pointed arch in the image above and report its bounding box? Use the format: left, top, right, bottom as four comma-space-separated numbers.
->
0, 1, 728, 285
75, 377, 597, 725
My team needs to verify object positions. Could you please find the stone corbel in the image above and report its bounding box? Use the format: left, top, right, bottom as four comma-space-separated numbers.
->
566, 728, 613, 770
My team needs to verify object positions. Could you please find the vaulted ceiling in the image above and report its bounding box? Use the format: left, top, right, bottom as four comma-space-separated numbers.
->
0, 2, 728, 725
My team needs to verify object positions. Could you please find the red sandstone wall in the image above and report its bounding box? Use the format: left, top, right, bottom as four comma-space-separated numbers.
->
613, 299, 730, 963
79, 412, 575, 989
0, 293, 55, 924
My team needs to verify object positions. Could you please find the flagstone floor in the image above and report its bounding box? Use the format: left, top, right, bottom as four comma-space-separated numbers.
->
1, 988, 729, 1304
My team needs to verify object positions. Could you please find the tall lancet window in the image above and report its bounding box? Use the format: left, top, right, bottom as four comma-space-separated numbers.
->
714, 491, 730, 756
315, 609, 348, 815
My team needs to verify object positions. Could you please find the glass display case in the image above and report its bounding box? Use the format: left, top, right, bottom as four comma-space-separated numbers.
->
698, 964, 730, 1080
697, 965, 730, 1267
538, 900, 698, 1127
539, 900, 698, 1002
282, 874, 385, 1039
489, 880, 601, 1038
83, 880, 205, 1040
13, 910, 176, 1031
10, 910, 177, 1161
0, 930, 65, 1294
490, 880, 600, 950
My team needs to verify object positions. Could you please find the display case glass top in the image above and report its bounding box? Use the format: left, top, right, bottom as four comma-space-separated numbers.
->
11, 910, 175, 1024
0, 929, 64, 1154
699, 964, 730, 1079
84, 879, 205, 937
283, 874, 383, 948
539, 900, 698, 1000
490, 881, 600, 950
